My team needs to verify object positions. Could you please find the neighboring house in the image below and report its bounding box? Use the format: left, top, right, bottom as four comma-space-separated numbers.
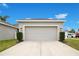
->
75, 32, 79, 38
65, 31, 75, 39
16, 18, 65, 41
0, 22, 17, 40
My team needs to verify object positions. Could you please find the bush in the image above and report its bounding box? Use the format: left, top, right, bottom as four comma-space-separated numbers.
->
59, 32, 65, 42
16, 32, 23, 42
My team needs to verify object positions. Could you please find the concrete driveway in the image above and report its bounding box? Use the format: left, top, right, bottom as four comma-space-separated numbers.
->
0, 41, 79, 56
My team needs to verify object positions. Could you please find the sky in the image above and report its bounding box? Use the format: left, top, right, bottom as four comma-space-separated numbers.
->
0, 3, 79, 31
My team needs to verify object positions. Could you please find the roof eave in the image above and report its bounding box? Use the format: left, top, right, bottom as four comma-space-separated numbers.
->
0, 22, 18, 29
16, 20, 66, 23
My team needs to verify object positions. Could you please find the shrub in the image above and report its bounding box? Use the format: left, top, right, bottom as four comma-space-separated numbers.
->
16, 32, 23, 42
59, 32, 65, 42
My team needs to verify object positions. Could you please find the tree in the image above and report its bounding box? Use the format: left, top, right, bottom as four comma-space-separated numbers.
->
68, 29, 75, 33
0, 16, 9, 22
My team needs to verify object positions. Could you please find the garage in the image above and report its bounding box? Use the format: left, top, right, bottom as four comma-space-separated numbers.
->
25, 26, 57, 41
16, 19, 65, 41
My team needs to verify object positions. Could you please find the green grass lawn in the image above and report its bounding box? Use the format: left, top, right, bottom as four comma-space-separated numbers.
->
64, 38, 79, 50
0, 39, 17, 52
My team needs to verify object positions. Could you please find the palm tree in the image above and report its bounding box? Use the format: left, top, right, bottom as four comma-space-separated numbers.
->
0, 16, 9, 22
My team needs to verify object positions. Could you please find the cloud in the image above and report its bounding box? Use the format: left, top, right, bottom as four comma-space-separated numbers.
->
55, 13, 68, 19
0, 3, 8, 8
2, 3, 8, 8
64, 26, 71, 31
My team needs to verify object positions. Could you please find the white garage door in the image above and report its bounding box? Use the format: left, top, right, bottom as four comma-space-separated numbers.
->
25, 26, 57, 41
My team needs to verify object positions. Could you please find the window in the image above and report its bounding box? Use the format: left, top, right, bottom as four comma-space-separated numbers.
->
68, 34, 71, 35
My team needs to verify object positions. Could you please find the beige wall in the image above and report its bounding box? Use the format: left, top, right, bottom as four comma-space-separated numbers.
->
0, 24, 17, 40
18, 22, 64, 32
17, 22, 64, 41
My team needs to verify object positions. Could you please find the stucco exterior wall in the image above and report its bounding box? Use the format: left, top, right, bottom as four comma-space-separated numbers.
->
0, 24, 17, 40
18, 22, 64, 32
18, 22, 64, 41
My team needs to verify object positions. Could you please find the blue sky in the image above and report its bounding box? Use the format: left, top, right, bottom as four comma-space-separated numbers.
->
0, 3, 79, 31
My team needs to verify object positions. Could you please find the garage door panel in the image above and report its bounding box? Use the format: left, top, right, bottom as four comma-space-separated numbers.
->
25, 26, 57, 41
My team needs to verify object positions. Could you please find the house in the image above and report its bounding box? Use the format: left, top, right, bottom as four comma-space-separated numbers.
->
0, 21, 17, 40
16, 18, 65, 41
65, 30, 75, 39
75, 32, 79, 38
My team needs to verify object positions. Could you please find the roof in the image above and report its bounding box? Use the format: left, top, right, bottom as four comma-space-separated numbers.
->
0, 22, 18, 29
19, 18, 57, 20
17, 20, 66, 23
16, 18, 66, 23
